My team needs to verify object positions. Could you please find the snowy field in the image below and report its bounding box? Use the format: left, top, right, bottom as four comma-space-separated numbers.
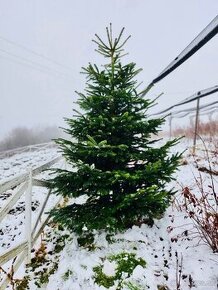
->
0, 138, 217, 290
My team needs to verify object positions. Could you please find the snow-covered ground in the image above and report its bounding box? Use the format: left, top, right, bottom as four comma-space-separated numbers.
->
0, 138, 217, 290
0, 147, 59, 180
0, 146, 61, 255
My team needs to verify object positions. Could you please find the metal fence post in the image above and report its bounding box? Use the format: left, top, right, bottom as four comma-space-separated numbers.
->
193, 98, 200, 154
25, 168, 32, 264
169, 114, 172, 139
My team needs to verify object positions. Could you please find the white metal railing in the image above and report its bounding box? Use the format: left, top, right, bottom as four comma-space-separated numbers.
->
0, 156, 61, 196
0, 142, 57, 159
0, 155, 63, 289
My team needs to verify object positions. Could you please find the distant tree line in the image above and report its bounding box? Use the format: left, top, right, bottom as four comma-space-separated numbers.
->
0, 125, 64, 151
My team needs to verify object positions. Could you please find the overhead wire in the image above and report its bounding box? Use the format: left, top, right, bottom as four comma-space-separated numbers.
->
0, 34, 74, 72
0, 54, 73, 81
0, 47, 74, 81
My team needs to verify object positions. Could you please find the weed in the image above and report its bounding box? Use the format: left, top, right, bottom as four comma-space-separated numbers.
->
174, 137, 218, 252
62, 269, 74, 281
123, 281, 145, 289
93, 252, 146, 289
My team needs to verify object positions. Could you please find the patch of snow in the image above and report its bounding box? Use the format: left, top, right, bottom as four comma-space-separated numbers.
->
102, 260, 117, 277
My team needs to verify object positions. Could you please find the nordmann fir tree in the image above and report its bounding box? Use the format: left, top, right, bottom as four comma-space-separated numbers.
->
49, 25, 181, 234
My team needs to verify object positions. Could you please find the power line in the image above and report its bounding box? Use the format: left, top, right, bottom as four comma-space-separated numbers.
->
0, 35, 74, 72
0, 54, 72, 81
0, 48, 73, 81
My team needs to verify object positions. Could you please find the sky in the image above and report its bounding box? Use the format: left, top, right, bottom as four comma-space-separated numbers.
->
0, 0, 217, 140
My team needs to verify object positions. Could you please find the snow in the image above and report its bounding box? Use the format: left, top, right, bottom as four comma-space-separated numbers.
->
0, 146, 62, 280
102, 260, 117, 277
0, 138, 217, 289
0, 147, 58, 180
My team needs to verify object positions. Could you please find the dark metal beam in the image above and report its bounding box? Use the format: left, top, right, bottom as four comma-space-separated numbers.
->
153, 85, 218, 115
152, 15, 218, 85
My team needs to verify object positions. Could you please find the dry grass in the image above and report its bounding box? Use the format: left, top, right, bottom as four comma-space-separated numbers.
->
174, 137, 218, 252
172, 119, 218, 138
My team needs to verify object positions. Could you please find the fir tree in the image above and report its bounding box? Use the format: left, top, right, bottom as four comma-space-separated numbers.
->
49, 25, 181, 234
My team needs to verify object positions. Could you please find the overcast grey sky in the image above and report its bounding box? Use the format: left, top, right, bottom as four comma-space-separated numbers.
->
0, 0, 217, 140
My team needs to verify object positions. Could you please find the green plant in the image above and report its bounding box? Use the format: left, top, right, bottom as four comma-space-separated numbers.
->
62, 269, 74, 281
93, 252, 146, 289
110, 252, 146, 277
49, 24, 181, 234
124, 281, 144, 290
93, 266, 115, 288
